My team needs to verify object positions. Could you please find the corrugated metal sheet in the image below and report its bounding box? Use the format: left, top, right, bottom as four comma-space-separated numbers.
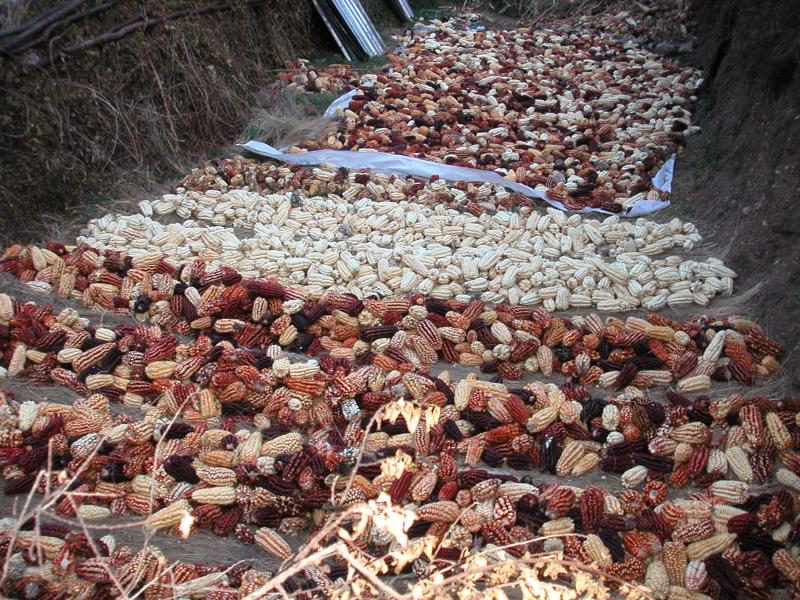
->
311, 0, 386, 62
386, 0, 413, 21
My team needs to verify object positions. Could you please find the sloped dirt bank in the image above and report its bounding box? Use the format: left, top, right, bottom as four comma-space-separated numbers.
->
670, 0, 800, 390
0, 0, 405, 242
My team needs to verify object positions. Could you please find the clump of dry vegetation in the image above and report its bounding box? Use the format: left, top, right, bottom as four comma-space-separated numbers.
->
0, 0, 340, 242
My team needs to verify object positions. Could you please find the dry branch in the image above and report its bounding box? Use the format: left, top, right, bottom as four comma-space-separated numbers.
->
13, 0, 119, 55
37, 0, 263, 67
0, 0, 86, 52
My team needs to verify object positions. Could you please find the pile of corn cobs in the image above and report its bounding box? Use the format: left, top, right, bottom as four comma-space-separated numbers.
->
0, 238, 796, 599
293, 21, 701, 212
0, 16, 798, 600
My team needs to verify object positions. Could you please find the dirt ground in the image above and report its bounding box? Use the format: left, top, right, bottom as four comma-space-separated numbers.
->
1, 0, 797, 375
669, 0, 800, 391
0, 1, 798, 594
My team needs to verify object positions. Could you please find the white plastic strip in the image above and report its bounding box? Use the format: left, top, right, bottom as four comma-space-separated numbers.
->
322, 81, 374, 119
239, 140, 675, 218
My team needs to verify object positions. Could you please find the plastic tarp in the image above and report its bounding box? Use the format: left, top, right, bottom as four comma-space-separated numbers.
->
238, 139, 675, 218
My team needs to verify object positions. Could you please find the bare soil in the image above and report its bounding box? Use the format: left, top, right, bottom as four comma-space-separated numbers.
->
669, 0, 800, 391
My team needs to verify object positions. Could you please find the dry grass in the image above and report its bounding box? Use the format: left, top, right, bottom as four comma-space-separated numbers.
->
0, 0, 30, 29
0, 389, 637, 599
242, 88, 341, 151
0, 0, 337, 246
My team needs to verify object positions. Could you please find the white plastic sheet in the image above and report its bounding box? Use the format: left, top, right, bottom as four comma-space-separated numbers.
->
238, 140, 675, 218
322, 81, 374, 118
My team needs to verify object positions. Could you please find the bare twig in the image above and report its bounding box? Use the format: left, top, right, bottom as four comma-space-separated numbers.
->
0, 0, 86, 53
0, 1, 59, 39
39, 0, 263, 67
13, 0, 118, 55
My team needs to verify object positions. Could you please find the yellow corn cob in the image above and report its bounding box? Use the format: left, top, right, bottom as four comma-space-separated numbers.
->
604, 494, 623, 515
673, 442, 694, 465
460, 508, 483, 533
410, 471, 438, 503
144, 499, 191, 531
278, 325, 298, 346
772, 549, 800, 581
388, 433, 414, 448
214, 318, 245, 333
85, 373, 115, 390
463, 480, 495, 505
572, 452, 600, 477
497, 482, 539, 501
195, 465, 237, 487
94, 327, 116, 342
673, 499, 713, 521
416, 501, 460, 523
706, 448, 727, 476
598, 371, 619, 388
761, 355, 781, 374
124, 420, 154, 444
122, 392, 144, 408
237, 430, 263, 464
539, 517, 574, 536
765, 412, 792, 451
645, 560, 670, 600
676, 375, 711, 393
201, 429, 231, 449
625, 317, 651, 333
712, 505, 746, 531
582, 534, 612, 568
260, 432, 303, 458
667, 586, 712, 600
601, 404, 620, 431
191, 316, 213, 330
663, 541, 687, 586
56, 347, 83, 363
621, 465, 648, 488
638, 370, 674, 386
776, 468, 800, 492
556, 441, 585, 477
15, 534, 64, 560
254, 527, 293, 560
198, 389, 221, 418
686, 533, 735, 561
526, 404, 559, 433
191, 486, 237, 505
702, 330, 727, 365
646, 325, 677, 342
94, 481, 127, 500
288, 362, 320, 378
8, 343, 27, 375
25, 349, 47, 364
724, 446, 753, 482
558, 399, 580, 424
0, 293, 13, 321
709, 480, 749, 503
669, 422, 709, 444
76, 505, 112, 521
131, 474, 168, 499
143, 361, 177, 379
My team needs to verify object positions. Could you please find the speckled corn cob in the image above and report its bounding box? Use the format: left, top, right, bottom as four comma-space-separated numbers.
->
663, 541, 687, 586
416, 501, 460, 522
685, 533, 735, 560
255, 527, 293, 559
